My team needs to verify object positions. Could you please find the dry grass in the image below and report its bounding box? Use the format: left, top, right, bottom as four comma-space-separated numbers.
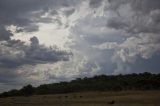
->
0, 90, 160, 106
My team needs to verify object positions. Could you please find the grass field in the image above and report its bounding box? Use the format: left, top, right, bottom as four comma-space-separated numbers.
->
0, 90, 160, 106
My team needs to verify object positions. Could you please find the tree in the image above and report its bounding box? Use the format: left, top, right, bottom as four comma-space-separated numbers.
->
20, 84, 34, 96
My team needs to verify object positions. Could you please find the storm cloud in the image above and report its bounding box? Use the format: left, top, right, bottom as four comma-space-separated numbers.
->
105, 0, 160, 73
69, 0, 160, 74
0, 0, 160, 92
0, 0, 76, 91
0, 0, 74, 68
0, 36, 71, 68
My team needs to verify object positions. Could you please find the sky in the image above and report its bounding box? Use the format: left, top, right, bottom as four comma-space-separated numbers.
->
0, 0, 160, 92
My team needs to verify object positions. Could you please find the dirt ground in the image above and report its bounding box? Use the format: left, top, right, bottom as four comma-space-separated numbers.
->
0, 90, 160, 106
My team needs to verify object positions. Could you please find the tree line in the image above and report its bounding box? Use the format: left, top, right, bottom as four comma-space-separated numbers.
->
0, 72, 160, 98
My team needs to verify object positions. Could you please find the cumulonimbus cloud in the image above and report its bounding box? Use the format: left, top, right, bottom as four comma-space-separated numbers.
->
0, 0, 160, 92
0, 0, 76, 68
98, 0, 160, 73
0, 0, 75, 91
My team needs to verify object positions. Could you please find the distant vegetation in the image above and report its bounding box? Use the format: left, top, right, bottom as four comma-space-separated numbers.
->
0, 72, 160, 98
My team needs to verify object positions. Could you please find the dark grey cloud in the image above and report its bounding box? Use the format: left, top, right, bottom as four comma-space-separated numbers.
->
0, 0, 79, 38
0, 0, 77, 68
1, 0, 160, 92
106, 17, 128, 30
130, 54, 160, 74
0, 36, 71, 68
0, 0, 79, 92
0, 26, 13, 41
101, 0, 160, 73
107, 0, 160, 34
69, 0, 160, 75
131, 0, 160, 14
0, 36, 72, 92
63, 8, 75, 17
89, 0, 103, 8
